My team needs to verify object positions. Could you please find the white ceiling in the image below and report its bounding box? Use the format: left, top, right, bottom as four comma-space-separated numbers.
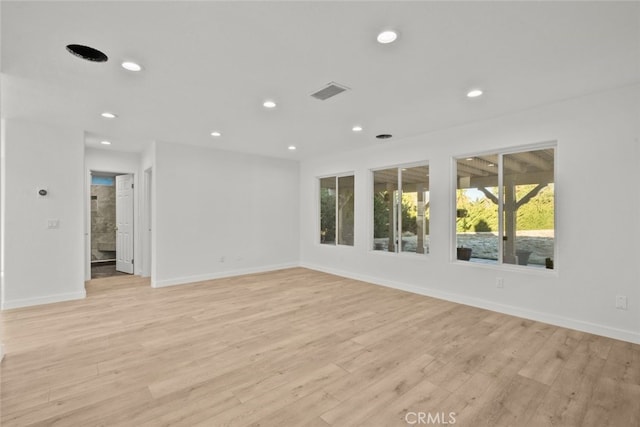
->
2, 1, 639, 159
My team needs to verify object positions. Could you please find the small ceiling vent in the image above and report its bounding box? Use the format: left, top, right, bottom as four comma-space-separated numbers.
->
310, 82, 350, 101
66, 44, 108, 62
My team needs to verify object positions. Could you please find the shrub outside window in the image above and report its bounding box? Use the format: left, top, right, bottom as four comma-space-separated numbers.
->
320, 174, 354, 246
455, 147, 555, 268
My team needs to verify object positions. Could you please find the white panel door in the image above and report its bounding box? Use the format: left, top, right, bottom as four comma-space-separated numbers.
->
116, 174, 134, 274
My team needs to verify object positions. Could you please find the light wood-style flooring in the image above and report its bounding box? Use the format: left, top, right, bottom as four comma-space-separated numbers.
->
1, 268, 639, 426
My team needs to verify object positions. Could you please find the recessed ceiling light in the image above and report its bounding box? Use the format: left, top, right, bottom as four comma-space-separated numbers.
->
488, 163, 495, 167
101, 112, 117, 119
467, 89, 483, 98
466, 157, 474, 161
352, 125, 363, 132
210, 131, 222, 137
121, 61, 142, 72
377, 30, 398, 44
288, 145, 296, 150
263, 100, 277, 109
100, 140, 111, 145
66, 44, 108, 62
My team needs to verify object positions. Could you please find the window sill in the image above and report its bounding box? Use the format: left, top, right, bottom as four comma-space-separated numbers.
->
318, 243, 355, 249
369, 249, 429, 259
453, 258, 558, 276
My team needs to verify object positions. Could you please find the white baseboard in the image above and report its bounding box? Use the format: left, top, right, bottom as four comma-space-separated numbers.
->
151, 262, 300, 288
1, 290, 87, 310
301, 262, 640, 345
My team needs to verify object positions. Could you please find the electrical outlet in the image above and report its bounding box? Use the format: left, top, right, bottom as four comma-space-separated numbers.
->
496, 277, 504, 289
615, 295, 628, 310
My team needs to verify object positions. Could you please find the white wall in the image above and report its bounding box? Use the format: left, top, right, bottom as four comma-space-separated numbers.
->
300, 85, 640, 344
141, 142, 156, 278
85, 147, 141, 174
1, 5, 6, 356
1, 119, 5, 360
1, 120, 6, 306
141, 142, 155, 172
153, 142, 299, 287
84, 147, 142, 279
1, 119, 85, 309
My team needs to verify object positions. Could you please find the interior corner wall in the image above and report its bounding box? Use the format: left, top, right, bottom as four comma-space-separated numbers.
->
152, 141, 299, 287
1, 119, 6, 308
1, 13, 6, 360
84, 147, 142, 279
141, 142, 156, 280
299, 85, 640, 344
1, 119, 85, 309
141, 142, 155, 172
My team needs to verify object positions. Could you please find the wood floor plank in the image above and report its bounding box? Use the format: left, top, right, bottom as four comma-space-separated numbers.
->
203, 363, 348, 427
246, 389, 340, 427
357, 378, 452, 427
456, 374, 548, 427
581, 378, 640, 427
527, 350, 605, 427
1, 267, 638, 426
323, 344, 433, 402
518, 327, 584, 385
320, 353, 436, 425
31, 388, 154, 427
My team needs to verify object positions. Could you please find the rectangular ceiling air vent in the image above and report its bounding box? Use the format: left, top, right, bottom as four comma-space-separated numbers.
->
310, 82, 350, 101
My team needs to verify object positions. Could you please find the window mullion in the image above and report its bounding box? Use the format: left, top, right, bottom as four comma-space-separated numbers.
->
335, 176, 339, 246
397, 168, 402, 253
498, 153, 504, 264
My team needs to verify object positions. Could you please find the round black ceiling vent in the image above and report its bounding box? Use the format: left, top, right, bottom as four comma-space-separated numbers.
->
376, 134, 393, 140
66, 44, 108, 62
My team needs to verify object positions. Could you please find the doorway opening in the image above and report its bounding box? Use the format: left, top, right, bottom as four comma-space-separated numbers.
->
90, 172, 134, 279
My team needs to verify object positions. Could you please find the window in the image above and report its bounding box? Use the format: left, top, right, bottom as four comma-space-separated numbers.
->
319, 174, 354, 246
91, 175, 115, 186
373, 164, 429, 254
455, 147, 555, 269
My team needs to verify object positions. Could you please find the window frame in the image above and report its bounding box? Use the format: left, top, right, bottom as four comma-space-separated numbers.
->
370, 161, 430, 256
317, 172, 355, 247
452, 142, 557, 271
